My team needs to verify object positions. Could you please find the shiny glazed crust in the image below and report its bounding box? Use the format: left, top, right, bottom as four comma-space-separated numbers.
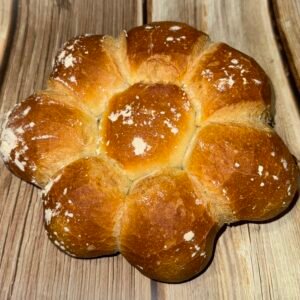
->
0, 21, 298, 283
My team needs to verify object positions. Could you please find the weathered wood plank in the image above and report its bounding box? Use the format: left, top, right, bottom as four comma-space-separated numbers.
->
0, 0, 14, 68
0, 1, 149, 299
1, 0, 299, 299
149, 0, 300, 299
273, 0, 300, 91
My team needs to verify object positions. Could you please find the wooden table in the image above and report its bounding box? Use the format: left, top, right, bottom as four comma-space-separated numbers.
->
0, 0, 299, 299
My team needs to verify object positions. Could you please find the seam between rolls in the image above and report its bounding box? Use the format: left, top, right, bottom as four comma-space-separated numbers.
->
104, 33, 133, 86
44, 84, 96, 118
113, 195, 128, 253
187, 173, 233, 225
183, 40, 216, 84
201, 118, 274, 132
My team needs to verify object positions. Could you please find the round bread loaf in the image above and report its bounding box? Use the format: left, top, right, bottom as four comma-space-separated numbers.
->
0, 21, 298, 283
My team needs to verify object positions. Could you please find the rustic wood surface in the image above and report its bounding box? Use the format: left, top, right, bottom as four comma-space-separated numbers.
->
0, 0, 13, 72
273, 0, 300, 91
0, 0, 299, 299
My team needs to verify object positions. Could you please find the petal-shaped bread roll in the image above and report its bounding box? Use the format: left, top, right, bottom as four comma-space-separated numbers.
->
0, 93, 97, 186
184, 43, 271, 122
120, 169, 219, 282
49, 34, 128, 115
185, 123, 298, 222
124, 21, 209, 84
42, 156, 129, 257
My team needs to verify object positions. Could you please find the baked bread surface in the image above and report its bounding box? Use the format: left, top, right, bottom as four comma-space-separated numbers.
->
0, 21, 298, 283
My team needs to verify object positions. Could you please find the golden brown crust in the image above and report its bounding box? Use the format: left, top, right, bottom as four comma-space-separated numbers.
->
49, 34, 127, 115
0, 93, 97, 186
126, 21, 209, 84
184, 43, 271, 122
185, 123, 298, 222
99, 83, 194, 179
42, 156, 129, 257
0, 22, 298, 283
120, 169, 219, 283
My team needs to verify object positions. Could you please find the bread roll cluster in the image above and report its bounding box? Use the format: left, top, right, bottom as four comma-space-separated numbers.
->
0, 22, 298, 282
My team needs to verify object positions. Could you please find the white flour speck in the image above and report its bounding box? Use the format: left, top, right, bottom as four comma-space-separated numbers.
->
214, 75, 235, 91
64, 54, 77, 68
258, 165, 264, 176
44, 208, 53, 225
252, 79, 262, 85
22, 106, 31, 116
195, 198, 202, 205
287, 185, 292, 196
201, 69, 213, 80
280, 158, 288, 170
57, 50, 66, 62
108, 105, 132, 123
132, 137, 151, 156
164, 120, 178, 134
69, 75, 77, 83
169, 25, 181, 31
65, 211, 74, 218
31, 135, 56, 140
0, 119, 19, 161
183, 231, 194, 241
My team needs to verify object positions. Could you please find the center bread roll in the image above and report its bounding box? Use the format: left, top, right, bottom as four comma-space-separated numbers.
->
99, 82, 195, 179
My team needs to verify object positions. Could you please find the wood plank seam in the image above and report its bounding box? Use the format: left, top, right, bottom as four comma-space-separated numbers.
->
142, 0, 148, 24
269, 0, 300, 99
0, 0, 18, 93
272, 0, 300, 93
8, 186, 34, 299
247, 225, 265, 298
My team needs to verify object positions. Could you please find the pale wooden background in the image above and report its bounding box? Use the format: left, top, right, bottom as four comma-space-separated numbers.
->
0, 0, 299, 299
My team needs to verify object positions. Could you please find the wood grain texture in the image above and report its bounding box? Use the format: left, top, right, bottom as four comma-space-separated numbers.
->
273, 0, 300, 91
1, 0, 300, 299
0, 0, 13, 67
149, 0, 300, 299
0, 1, 150, 299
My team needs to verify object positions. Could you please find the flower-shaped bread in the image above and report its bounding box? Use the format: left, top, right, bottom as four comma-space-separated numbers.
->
0, 22, 298, 283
